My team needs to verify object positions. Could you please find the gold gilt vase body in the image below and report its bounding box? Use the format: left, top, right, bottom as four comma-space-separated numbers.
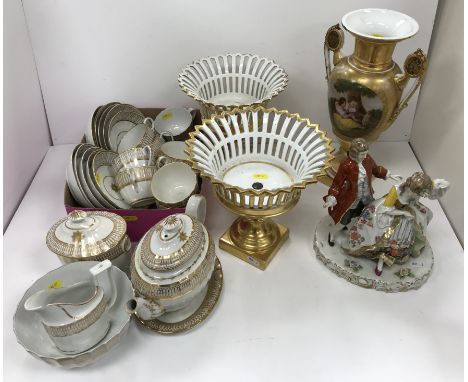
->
323, 13, 427, 181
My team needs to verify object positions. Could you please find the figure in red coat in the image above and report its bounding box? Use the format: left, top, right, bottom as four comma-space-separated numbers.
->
323, 138, 402, 245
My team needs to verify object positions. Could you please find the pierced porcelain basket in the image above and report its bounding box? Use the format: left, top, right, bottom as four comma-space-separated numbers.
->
178, 53, 288, 118
186, 107, 334, 270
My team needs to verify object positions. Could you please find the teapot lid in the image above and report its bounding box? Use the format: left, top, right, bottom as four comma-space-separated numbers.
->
46, 210, 127, 260
140, 214, 205, 272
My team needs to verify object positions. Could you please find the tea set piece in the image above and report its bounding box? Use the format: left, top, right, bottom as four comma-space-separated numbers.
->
323, 8, 427, 182
117, 119, 155, 154
90, 149, 131, 209
107, 109, 146, 152
151, 162, 198, 208
186, 106, 334, 270
46, 210, 131, 272
14, 260, 134, 368
178, 53, 288, 118
111, 145, 155, 174
77, 145, 108, 208
24, 260, 117, 354
83, 149, 116, 208
114, 166, 158, 208
85, 104, 102, 145
128, 194, 223, 333
94, 102, 121, 148
156, 140, 189, 168
151, 107, 195, 140
66, 144, 93, 208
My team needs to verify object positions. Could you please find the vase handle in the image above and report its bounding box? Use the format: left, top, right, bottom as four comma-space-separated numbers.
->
390, 49, 428, 123
324, 24, 345, 80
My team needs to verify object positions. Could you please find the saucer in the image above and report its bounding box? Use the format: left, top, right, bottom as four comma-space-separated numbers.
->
90, 150, 131, 209
13, 261, 134, 368
135, 257, 223, 334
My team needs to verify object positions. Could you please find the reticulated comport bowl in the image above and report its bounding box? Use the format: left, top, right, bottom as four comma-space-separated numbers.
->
186, 106, 334, 270
178, 53, 288, 118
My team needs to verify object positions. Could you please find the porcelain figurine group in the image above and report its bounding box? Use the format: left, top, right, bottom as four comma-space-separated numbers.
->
315, 137, 449, 291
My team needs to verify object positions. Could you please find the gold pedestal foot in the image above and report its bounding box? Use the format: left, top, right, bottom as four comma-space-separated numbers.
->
219, 217, 289, 270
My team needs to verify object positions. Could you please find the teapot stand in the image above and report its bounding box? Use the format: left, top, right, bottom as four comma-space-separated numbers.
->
134, 257, 223, 334
313, 217, 434, 293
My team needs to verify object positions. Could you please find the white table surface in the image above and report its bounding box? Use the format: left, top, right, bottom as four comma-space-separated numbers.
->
4, 142, 464, 382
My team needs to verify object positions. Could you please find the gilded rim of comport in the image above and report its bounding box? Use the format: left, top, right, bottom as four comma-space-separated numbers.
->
131, 236, 216, 301
46, 211, 127, 260
134, 256, 223, 334
185, 106, 335, 198
140, 216, 205, 271
177, 53, 288, 110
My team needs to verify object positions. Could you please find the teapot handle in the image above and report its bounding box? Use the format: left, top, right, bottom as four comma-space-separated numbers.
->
89, 260, 117, 309
390, 49, 428, 123
324, 24, 345, 80
185, 194, 206, 223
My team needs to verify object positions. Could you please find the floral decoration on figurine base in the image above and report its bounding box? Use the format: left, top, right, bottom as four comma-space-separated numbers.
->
314, 216, 434, 293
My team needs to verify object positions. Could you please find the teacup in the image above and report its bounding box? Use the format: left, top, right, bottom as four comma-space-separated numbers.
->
117, 120, 155, 153
156, 141, 189, 168
151, 162, 198, 208
114, 166, 158, 208
152, 108, 194, 140
112, 145, 155, 174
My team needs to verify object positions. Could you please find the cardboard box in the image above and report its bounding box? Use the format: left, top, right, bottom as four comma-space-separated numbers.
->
64, 107, 202, 242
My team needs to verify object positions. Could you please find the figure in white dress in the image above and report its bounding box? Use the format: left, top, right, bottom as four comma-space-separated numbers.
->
338, 172, 450, 275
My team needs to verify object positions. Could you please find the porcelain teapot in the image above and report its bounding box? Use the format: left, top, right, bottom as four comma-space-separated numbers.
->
128, 194, 216, 321
25, 260, 117, 354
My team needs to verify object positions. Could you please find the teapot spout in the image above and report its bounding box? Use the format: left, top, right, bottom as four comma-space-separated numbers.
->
126, 297, 164, 321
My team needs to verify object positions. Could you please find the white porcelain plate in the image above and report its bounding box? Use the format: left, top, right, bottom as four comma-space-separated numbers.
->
91, 151, 131, 209
13, 261, 134, 368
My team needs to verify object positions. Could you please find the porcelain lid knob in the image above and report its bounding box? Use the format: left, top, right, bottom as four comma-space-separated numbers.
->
66, 211, 94, 230
160, 216, 183, 241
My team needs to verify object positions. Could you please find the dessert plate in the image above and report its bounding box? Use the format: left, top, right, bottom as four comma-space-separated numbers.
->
72, 143, 96, 207
84, 150, 115, 208
14, 261, 134, 368
108, 109, 145, 152
78, 146, 107, 208
102, 104, 144, 150
66, 145, 90, 207
95, 102, 120, 148
90, 150, 131, 209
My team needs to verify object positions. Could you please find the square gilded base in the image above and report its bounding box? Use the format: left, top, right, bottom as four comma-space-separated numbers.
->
219, 222, 289, 271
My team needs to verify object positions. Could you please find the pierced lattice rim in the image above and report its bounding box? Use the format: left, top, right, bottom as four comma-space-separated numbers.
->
177, 53, 288, 110
185, 106, 335, 197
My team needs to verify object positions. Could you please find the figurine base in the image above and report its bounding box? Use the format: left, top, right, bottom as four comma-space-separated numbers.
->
314, 217, 434, 293
219, 221, 289, 271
